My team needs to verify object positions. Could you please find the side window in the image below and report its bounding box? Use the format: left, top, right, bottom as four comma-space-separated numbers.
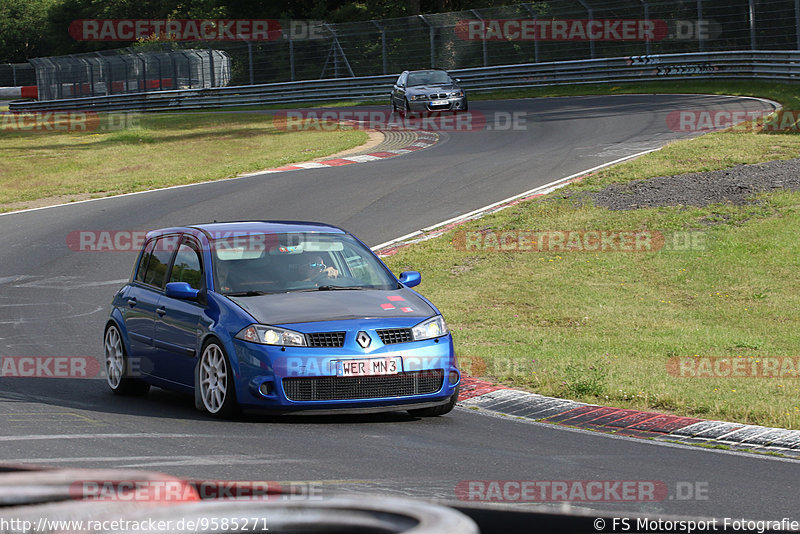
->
397, 72, 406, 86
142, 236, 177, 288
134, 240, 155, 283
169, 240, 203, 290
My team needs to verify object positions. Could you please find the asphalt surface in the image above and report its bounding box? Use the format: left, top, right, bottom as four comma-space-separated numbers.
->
2, 95, 797, 521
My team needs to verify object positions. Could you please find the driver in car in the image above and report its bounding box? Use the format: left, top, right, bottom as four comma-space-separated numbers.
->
301, 255, 339, 283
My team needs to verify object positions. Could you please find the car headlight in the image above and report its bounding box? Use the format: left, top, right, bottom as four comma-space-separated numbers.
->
236, 325, 306, 346
410, 94, 427, 101
449, 91, 464, 98
412, 316, 448, 340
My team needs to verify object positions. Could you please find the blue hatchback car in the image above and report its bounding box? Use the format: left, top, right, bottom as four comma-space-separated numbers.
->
104, 221, 460, 418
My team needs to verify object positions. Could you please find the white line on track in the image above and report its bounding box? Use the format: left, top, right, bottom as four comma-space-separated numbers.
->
0, 455, 304, 468
0, 433, 213, 442
371, 147, 662, 251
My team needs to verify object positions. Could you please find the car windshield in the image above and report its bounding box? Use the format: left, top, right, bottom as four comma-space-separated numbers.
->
406, 70, 452, 86
211, 232, 398, 294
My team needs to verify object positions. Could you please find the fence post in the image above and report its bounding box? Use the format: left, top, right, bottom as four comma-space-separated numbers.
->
521, 3, 540, 63
11, 64, 17, 86
289, 35, 295, 81
471, 9, 489, 67
371, 20, 388, 75
795, 0, 800, 49
577, 0, 596, 59
639, 0, 651, 55
418, 14, 435, 68
208, 47, 216, 86
749, 0, 757, 50
697, 0, 705, 52
245, 40, 253, 85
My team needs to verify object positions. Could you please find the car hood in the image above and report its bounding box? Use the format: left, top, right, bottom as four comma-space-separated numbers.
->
228, 288, 436, 325
406, 84, 459, 93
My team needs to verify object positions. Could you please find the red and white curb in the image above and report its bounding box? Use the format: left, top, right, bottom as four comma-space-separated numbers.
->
246, 131, 440, 175
0, 86, 37, 99
455, 380, 800, 455
362, 142, 800, 456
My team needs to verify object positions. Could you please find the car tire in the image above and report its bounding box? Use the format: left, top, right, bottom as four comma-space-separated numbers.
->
407, 386, 459, 417
198, 339, 239, 419
104, 324, 150, 396
391, 98, 398, 113
461, 101, 468, 112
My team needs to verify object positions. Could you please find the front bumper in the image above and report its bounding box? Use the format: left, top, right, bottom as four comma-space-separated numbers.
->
231, 332, 460, 412
408, 97, 468, 112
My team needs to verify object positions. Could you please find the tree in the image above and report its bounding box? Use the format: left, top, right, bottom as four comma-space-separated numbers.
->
0, 0, 58, 61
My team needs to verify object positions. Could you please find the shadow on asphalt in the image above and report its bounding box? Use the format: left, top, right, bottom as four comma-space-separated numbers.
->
0, 377, 422, 425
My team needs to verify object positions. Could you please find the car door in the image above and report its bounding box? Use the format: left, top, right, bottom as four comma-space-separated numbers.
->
153, 235, 206, 387
121, 235, 178, 378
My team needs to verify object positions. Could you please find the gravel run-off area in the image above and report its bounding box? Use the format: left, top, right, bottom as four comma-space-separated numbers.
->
588, 158, 800, 210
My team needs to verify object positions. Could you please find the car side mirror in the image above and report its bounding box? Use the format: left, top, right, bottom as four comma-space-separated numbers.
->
398, 271, 421, 288
165, 281, 200, 300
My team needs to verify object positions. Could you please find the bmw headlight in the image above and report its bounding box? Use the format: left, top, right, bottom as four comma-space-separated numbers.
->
236, 325, 306, 346
449, 91, 464, 98
412, 316, 448, 340
410, 94, 427, 101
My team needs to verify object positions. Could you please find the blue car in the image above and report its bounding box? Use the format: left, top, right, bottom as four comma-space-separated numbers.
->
104, 221, 460, 418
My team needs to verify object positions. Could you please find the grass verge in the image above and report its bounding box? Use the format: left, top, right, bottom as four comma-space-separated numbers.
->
382, 82, 800, 430
0, 112, 367, 211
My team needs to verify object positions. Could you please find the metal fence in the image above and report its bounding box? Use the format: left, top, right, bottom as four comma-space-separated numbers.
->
0, 64, 35, 87
30, 48, 232, 101
65, 0, 800, 87
14, 0, 800, 95
9, 51, 800, 113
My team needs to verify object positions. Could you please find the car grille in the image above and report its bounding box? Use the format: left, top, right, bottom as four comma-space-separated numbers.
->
306, 332, 346, 348
282, 370, 444, 401
376, 328, 413, 345
428, 93, 448, 99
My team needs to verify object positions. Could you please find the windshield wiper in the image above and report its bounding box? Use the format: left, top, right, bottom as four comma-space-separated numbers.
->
317, 285, 364, 291
225, 290, 269, 297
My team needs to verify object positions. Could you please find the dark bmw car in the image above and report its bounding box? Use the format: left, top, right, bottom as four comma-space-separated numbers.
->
391, 69, 468, 113
103, 221, 460, 418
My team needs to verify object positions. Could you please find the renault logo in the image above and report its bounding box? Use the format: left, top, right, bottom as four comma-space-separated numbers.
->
356, 331, 371, 349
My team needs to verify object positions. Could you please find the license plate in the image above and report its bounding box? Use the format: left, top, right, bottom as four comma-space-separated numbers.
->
337, 357, 401, 377
430, 100, 449, 106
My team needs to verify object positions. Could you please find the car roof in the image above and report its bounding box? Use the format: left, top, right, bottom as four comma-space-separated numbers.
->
407, 68, 448, 74
146, 221, 346, 240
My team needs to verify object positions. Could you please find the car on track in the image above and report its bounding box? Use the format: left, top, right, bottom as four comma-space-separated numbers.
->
103, 221, 460, 418
391, 69, 468, 114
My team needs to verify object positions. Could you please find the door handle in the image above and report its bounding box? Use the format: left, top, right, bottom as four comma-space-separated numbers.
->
156, 307, 166, 317
127, 298, 137, 307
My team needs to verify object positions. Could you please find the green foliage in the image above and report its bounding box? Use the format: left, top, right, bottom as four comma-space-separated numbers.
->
0, 0, 58, 61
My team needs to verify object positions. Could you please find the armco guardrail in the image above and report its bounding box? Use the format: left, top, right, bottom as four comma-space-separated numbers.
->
9, 50, 800, 113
